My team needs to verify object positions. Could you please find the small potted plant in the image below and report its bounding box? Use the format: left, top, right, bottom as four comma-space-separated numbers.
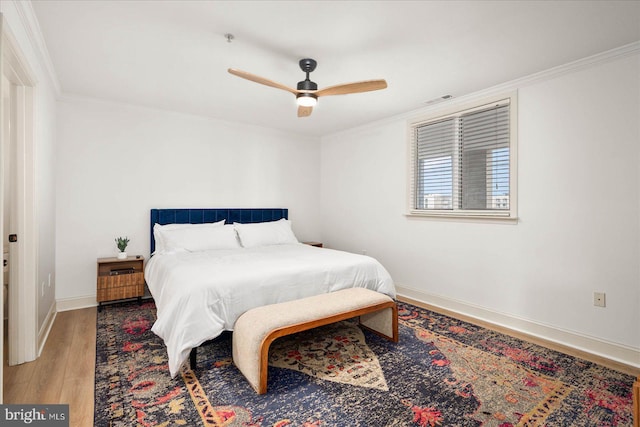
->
115, 236, 130, 259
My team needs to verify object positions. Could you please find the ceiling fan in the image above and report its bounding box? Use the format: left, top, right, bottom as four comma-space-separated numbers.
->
228, 58, 387, 118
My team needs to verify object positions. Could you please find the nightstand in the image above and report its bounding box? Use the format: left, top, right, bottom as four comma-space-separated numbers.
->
96, 256, 145, 311
303, 241, 323, 248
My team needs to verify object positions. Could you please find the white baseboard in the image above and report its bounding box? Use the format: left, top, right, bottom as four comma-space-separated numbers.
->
396, 285, 640, 370
37, 301, 56, 357
56, 295, 97, 312
56, 295, 153, 312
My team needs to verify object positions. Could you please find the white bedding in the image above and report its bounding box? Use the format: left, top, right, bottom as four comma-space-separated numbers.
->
145, 243, 395, 377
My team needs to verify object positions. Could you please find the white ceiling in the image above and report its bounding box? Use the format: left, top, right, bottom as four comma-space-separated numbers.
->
32, 0, 640, 137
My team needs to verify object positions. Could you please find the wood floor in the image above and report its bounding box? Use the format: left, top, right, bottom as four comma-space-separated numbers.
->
3, 307, 96, 427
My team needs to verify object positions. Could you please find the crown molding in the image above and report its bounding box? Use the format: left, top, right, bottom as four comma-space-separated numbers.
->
324, 40, 640, 140
58, 92, 321, 142
10, 0, 61, 96
469, 40, 640, 97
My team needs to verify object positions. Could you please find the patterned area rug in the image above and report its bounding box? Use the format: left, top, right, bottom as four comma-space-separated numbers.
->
94, 300, 635, 426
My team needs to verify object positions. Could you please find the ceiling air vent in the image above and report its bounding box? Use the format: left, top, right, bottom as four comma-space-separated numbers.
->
423, 95, 454, 105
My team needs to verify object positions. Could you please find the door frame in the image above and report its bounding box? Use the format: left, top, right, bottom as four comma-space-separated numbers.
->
1, 14, 38, 373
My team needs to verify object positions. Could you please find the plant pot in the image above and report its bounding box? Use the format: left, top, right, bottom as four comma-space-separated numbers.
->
117, 252, 127, 260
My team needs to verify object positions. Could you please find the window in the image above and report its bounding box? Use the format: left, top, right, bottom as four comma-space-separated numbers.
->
408, 93, 517, 219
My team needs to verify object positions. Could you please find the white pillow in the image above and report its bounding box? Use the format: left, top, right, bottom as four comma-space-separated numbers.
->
162, 223, 240, 252
234, 219, 298, 248
153, 220, 225, 254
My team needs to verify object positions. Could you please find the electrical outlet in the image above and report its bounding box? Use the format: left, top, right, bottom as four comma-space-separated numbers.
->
593, 292, 606, 307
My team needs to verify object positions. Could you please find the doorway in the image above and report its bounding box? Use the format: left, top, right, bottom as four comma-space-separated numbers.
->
0, 15, 39, 404
1, 73, 11, 368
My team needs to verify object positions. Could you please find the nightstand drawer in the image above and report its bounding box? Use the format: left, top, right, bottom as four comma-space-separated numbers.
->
97, 272, 144, 302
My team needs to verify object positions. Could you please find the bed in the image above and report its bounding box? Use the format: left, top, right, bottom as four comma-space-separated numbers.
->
145, 208, 396, 378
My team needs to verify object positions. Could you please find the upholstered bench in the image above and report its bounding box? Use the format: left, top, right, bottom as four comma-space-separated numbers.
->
232, 287, 398, 394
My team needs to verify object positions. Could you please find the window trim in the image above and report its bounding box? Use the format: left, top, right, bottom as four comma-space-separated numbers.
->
407, 92, 518, 220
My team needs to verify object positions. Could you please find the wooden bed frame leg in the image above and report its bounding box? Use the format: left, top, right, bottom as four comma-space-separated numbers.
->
190, 347, 197, 370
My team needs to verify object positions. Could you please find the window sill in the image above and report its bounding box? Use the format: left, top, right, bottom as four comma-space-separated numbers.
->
405, 211, 518, 224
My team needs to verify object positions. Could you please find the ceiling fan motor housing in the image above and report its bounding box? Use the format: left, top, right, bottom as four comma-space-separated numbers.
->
297, 79, 318, 91
296, 83, 317, 106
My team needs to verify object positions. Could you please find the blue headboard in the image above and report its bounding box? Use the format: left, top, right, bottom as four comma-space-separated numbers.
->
150, 208, 288, 254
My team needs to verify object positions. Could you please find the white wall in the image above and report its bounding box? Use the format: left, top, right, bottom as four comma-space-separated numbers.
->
55, 98, 321, 303
0, 2, 58, 333
320, 51, 640, 366
35, 67, 57, 331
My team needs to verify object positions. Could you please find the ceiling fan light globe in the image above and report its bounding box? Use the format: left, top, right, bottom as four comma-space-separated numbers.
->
296, 94, 317, 107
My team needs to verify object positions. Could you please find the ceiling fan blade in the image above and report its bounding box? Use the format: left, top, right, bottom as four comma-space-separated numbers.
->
228, 68, 299, 95
315, 79, 387, 97
297, 105, 313, 118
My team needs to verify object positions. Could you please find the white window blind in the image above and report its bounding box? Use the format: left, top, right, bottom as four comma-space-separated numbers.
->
409, 96, 515, 218
415, 118, 456, 210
